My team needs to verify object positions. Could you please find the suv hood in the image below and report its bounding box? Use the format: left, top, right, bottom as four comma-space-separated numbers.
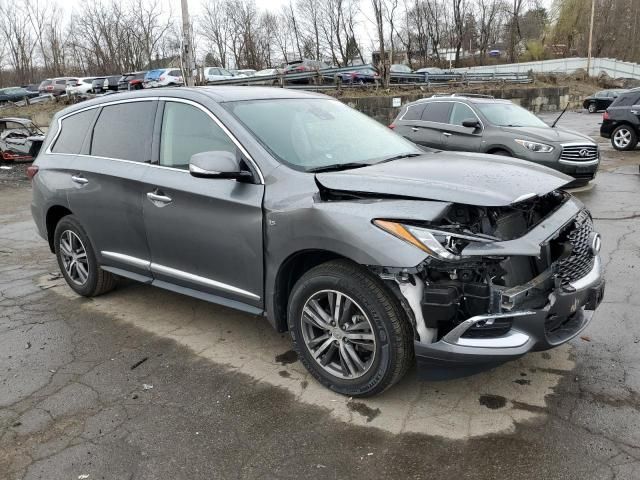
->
499, 125, 594, 144
315, 152, 571, 207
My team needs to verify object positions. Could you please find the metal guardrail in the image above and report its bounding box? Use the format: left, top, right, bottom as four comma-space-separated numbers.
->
204, 64, 532, 89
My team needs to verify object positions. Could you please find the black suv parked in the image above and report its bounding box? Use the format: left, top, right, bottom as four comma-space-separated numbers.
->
600, 88, 640, 151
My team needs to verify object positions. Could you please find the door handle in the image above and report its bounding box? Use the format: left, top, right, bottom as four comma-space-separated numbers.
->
411, 127, 419, 132
442, 132, 452, 137
71, 175, 88, 185
147, 191, 172, 205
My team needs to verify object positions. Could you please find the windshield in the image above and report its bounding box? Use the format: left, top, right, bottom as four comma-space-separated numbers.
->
226, 98, 421, 171
476, 103, 548, 128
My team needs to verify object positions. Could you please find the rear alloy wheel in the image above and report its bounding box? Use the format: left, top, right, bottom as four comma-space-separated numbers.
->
54, 215, 117, 297
288, 260, 413, 397
611, 125, 638, 151
587, 102, 597, 113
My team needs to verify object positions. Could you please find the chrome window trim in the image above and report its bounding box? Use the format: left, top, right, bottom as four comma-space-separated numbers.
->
100, 250, 260, 300
45, 95, 265, 184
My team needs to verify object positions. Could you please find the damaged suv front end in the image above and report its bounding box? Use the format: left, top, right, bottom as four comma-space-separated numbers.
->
373, 191, 604, 379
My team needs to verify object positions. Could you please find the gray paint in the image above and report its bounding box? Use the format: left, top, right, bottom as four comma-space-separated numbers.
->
31, 86, 581, 334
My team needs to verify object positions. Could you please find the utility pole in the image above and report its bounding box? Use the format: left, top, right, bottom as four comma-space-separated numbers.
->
586, 0, 595, 77
181, 0, 196, 86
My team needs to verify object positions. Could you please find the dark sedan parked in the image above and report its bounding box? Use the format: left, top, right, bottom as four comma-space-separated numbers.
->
336, 68, 379, 84
583, 89, 627, 113
0, 87, 39, 104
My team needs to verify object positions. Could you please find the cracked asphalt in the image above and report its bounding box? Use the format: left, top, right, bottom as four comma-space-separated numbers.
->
1, 111, 640, 479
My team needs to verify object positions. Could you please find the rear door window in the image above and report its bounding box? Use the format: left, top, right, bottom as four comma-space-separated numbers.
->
51, 109, 99, 154
421, 102, 453, 123
159, 101, 236, 170
91, 101, 156, 162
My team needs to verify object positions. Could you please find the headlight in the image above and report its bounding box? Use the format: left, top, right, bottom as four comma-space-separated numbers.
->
373, 220, 494, 261
514, 139, 554, 153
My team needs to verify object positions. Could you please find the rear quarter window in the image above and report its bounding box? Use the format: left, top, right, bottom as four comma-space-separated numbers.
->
611, 93, 640, 107
91, 101, 156, 162
402, 104, 426, 121
51, 109, 99, 154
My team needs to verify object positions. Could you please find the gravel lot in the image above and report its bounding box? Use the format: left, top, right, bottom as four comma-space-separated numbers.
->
1, 110, 639, 479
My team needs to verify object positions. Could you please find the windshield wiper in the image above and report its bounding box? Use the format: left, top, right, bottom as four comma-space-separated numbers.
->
376, 152, 422, 164
307, 162, 370, 173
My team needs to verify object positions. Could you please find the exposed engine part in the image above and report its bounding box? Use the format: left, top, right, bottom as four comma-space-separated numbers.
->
396, 276, 437, 344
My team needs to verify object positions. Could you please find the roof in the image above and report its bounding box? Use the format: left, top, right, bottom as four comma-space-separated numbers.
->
50, 86, 331, 119
410, 95, 512, 106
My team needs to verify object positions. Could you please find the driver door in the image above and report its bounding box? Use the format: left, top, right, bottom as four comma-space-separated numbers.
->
142, 100, 265, 309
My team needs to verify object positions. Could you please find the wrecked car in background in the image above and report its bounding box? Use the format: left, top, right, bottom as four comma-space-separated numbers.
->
0, 117, 45, 161
30, 88, 604, 397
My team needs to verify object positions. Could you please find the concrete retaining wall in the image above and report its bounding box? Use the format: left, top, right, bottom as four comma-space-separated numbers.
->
339, 86, 574, 125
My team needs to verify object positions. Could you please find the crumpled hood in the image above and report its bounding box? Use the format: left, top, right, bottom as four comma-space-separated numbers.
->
315, 152, 572, 207
499, 125, 594, 144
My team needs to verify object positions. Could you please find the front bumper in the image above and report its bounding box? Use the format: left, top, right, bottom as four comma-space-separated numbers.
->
415, 252, 605, 380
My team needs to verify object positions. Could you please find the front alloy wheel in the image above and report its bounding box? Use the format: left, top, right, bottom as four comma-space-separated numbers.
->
301, 290, 376, 379
288, 260, 414, 397
588, 102, 597, 113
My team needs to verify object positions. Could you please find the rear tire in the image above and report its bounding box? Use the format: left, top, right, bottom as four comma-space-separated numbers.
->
54, 215, 116, 297
611, 125, 638, 151
287, 260, 414, 397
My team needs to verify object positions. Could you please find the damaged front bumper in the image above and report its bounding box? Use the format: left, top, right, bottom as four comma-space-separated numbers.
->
414, 255, 605, 380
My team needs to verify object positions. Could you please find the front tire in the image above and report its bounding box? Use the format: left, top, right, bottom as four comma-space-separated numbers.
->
587, 102, 597, 113
287, 260, 413, 397
490, 149, 512, 157
54, 215, 116, 297
611, 125, 638, 151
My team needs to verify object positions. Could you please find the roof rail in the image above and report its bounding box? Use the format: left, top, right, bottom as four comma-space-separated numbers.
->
429, 93, 495, 99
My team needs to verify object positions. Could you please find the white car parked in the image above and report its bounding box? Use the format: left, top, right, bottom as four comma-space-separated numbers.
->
203, 67, 245, 83
143, 68, 184, 88
66, 77, 96, 95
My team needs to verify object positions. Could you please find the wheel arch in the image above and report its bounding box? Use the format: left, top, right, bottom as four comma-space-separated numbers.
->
45, 205, 73, 252
270, 249, 349, 332
485, 146, 514, 156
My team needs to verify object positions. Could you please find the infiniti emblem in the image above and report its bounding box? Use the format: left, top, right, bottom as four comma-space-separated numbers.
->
588, 232, 602, 256
579, 148, 589, 157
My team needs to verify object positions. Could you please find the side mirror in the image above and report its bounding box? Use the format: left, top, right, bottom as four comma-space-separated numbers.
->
462, 118, 481, 130
189, 151, 253, 180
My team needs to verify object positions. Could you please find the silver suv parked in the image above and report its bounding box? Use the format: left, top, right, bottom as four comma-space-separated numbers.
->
391, 95, 600, 186
30, 88, 604, 396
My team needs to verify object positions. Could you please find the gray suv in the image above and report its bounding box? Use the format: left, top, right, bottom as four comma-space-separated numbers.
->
30, 87, 604, 396
391, 95, 600, 186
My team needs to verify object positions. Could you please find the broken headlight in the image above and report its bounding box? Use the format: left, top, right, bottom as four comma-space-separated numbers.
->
373, 220, 494, 261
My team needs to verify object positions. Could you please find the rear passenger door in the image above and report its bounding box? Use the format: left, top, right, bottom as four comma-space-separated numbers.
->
399, 102, 451, 149
141, 99, 264, 309
440, 102, 483, 152
67, 99, 157, 280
